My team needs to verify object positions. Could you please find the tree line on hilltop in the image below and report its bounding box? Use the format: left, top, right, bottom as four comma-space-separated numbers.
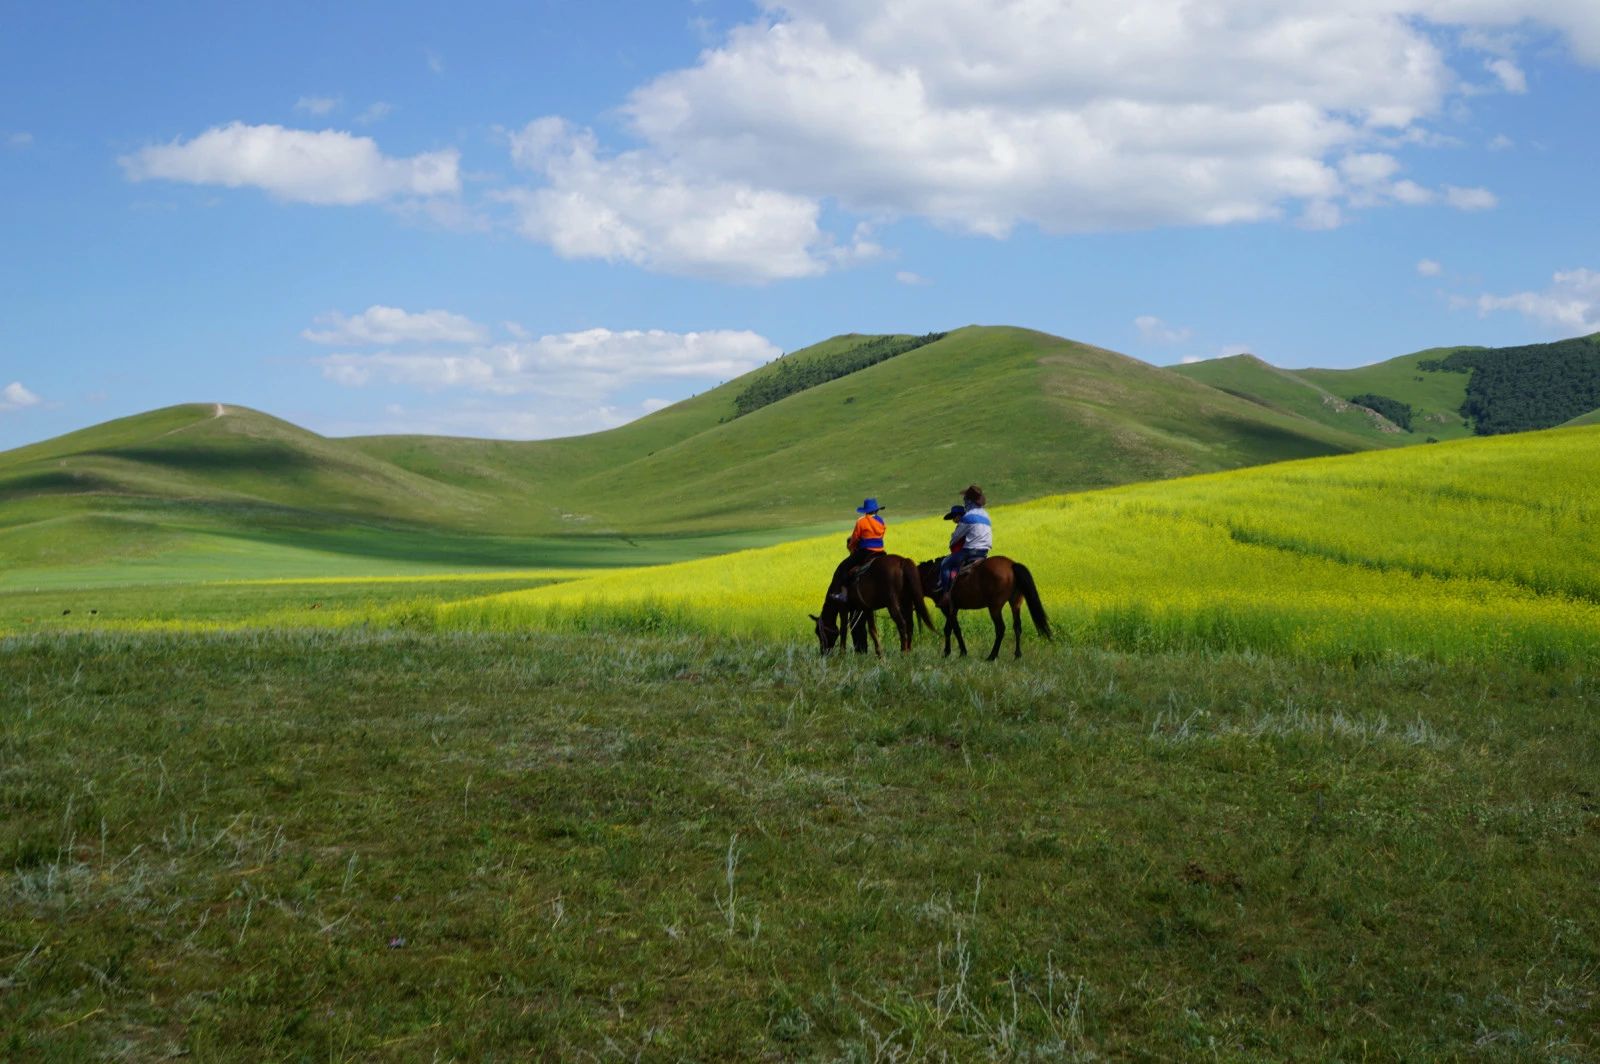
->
730, 333, 948, 419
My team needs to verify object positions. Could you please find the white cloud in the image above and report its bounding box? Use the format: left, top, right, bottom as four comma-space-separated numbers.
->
356, 102, 394, 125
1487, 133, 1514, 151
1485, 58, 1528, 93
120, 123, 460, 205
1474, 268, 1600, 334
501, 118, 871, 281
895, 270, 931, 286
1417, 258, 1443, 276
1, 381, 42, 412
1298, 200, 1344, 230
1444, 185, 1497, 210
485, 0, 1600, 276
626, 3, 1581, 232
1134, 315, 1192, 345
1390, 179, 1435, 205
295, 95, 339, 116
314, 327, 780, 399
303, 306, 491, 346
6, 131, 32, 149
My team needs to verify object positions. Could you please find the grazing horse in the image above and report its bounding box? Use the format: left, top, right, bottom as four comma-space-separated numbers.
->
812, 553, 937, 655
916, 557, 1051, 660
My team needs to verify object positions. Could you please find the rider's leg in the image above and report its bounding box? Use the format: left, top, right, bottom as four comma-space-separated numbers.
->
827, 551, 862, 603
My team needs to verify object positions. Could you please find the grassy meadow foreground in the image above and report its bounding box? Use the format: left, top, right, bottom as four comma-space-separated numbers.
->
3, 424, 1599, 1058
3, 631, 1596, 1059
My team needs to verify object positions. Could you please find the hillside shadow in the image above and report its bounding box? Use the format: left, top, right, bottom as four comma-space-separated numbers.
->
100, 443, 318, 473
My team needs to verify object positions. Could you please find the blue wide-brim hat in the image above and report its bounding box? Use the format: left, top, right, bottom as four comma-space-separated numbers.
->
942, 505, 966, 521
856, 498, 882, 514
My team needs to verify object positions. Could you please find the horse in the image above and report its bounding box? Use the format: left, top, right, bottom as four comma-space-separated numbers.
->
916, 557, 1051, 660
812, 553, 937, 655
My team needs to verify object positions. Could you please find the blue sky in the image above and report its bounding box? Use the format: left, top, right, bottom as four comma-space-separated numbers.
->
3, 0, 1599, 449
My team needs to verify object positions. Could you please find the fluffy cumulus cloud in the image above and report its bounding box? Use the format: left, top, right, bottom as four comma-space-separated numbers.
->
1473, 269, 1600, 334
314, 326, 780, 399
483, 0, 1600, 275
120, 123, 459, 205
303, 305, 490, 346
1, 381, 43, 412
501, 118, 875, 281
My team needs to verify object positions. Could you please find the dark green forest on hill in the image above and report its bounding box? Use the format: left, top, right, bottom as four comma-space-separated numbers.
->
1349, 393, 1413, 431
1448, 335, 1600, 435
730, 332, 947, 418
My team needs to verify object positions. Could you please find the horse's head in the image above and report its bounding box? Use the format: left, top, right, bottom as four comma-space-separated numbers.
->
810, 612, 841, 655
917, 559, 941, 593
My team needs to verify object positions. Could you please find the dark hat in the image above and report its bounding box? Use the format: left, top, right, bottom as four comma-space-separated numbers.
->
942, 505, 966, 521
856, 498, 883, 514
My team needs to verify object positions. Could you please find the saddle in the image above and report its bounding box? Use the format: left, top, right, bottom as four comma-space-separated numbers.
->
954, 552, 989, 580
847, 555, 881, 582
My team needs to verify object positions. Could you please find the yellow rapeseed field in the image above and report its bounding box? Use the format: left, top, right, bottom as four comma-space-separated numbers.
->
440, 426, 1600, 665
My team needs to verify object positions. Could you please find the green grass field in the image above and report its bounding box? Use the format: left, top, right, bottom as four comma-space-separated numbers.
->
417, 425, 1600, 668
3, 631, 1595, 1059
4, 381, 1599, 1058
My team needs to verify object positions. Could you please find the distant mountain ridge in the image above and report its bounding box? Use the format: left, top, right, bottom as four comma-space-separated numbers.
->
5, 324, 1595, 583
3, 325, 1378, 579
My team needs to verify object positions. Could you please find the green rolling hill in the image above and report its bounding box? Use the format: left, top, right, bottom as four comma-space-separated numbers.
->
1, 326, 1383, 583
1565, 408, 1600, 427
1292, 347, 1480, 440
353, 326, 1378, 531
1177, 334, 1600, 443
1168, 354, 1412, 443
1175, 346, 1479, 442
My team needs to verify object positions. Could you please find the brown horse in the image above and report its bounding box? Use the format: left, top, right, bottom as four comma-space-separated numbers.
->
916, 557, 1051, 660
812, 553, 937, 655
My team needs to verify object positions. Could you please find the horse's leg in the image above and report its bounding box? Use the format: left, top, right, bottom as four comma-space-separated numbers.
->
868, 613, 883, 657
987, 604, 1005, 661
1012, 597, 1024, 658
948, 607, 968, 657
888, 598, 911, 653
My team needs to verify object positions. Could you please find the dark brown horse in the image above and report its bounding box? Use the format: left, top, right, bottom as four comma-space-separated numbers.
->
812, 553, 937, 655
916, 557, 1051, 660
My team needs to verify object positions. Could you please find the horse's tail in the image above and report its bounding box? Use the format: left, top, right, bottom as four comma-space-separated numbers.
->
1013, 562, 1052, 639
906, 561, 939, 633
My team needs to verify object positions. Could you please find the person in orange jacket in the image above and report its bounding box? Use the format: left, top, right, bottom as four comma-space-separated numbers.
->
826, 497, 886, 604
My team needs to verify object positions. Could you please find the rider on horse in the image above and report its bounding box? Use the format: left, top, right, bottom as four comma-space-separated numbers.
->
934, 484, 992, 606
827, 497, 887, 604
